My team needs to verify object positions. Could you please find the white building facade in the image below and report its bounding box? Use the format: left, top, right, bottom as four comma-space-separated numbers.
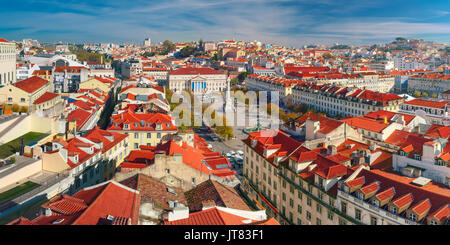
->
0, 39, 16, 85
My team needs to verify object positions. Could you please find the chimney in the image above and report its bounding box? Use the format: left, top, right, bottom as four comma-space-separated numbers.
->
168, 206, 189, 221
422, 141, 439, 162
327, 145, 337, 156
44, 208, 52, 217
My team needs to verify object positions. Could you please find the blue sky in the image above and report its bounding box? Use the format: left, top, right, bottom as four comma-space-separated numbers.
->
1, 0, 449, 47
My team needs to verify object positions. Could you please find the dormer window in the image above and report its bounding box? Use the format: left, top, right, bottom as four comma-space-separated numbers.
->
399, 151, 405, 156
357, 191, 364, 200
135, 123, 139, 128
156, 124, 162, 130
390, 206, 397, 213
166, 123, 171, 128
124, 124, 129, 130
408, 212, 417, 221
343, 185, 349, 193
371, 199, 379, 207
436, 160, 444, 166
414, 154, 421, 161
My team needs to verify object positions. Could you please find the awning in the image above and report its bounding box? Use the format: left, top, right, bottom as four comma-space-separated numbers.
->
257, 193, 278, 214
253, 198, 265, 210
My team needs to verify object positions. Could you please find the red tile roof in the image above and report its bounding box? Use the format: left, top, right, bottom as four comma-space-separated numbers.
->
364, 110, 416, 125
345, 176, 365, 188
425, 124, 450, 139
404, 98, 449, 109
83, 126, 128, 154
66, 108, 93, 131
33, 92, 59, 104
164, 207, 279, 225
243, 130, 303, 166
398, 135, 433, 156
429, 204, 450, 222
7, 217, 37, 225
108, 111, 177, 132
351, 169, 450, 222
16, 181, 140, 225
54, 66, 89, 73
13, 76, 49, 93
184, 180, 250, 212
375, 187, 395, 201
342, 116, 389, 133
385, 130, 421, 146
411, 199, 431, 215
120, 174, 187, 211
169, 67, 224, 76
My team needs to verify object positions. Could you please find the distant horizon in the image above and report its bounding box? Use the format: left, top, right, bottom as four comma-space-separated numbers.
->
7, 36, 449, 48
1, 0, 449, 47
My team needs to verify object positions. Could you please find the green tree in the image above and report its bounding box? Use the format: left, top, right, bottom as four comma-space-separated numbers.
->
12, 104, 20, 112
322, 53, 334, 59
142, 51, 155, 58
237, 72, 251, 83
160, 40, 176, 55
20, 106, 28, 113
413, 91, 421, 97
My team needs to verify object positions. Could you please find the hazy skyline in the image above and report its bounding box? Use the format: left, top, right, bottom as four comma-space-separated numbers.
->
1, 0, 449, 47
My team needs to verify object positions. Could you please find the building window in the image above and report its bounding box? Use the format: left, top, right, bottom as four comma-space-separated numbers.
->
371, 199, 379, 207
298, 191, 302, 200
307, 197, 311, 206
289, 198, 294, 208
297, 205, 302, 214
389, 206, 397, 214
306, 211, 311, 221
147, 133, 151, 138
316, 204, 322, 214
343, 185, 349, 193
316, 218, 321, 225
327, 211, 334, 220
282, 192, 286, 201
341, 202, 347, 214
329, 198, 335, 207
357, 192, 364, 200
297, 218, 302, 225
355, 209, 361, 221
370, 216, 377, 225
318, 191, 323, 200
134, 143, 138, 149
165, 168, 170, 174
429, 220, 438, 225
157, 133, 161, 138
408, 212, 417, 221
